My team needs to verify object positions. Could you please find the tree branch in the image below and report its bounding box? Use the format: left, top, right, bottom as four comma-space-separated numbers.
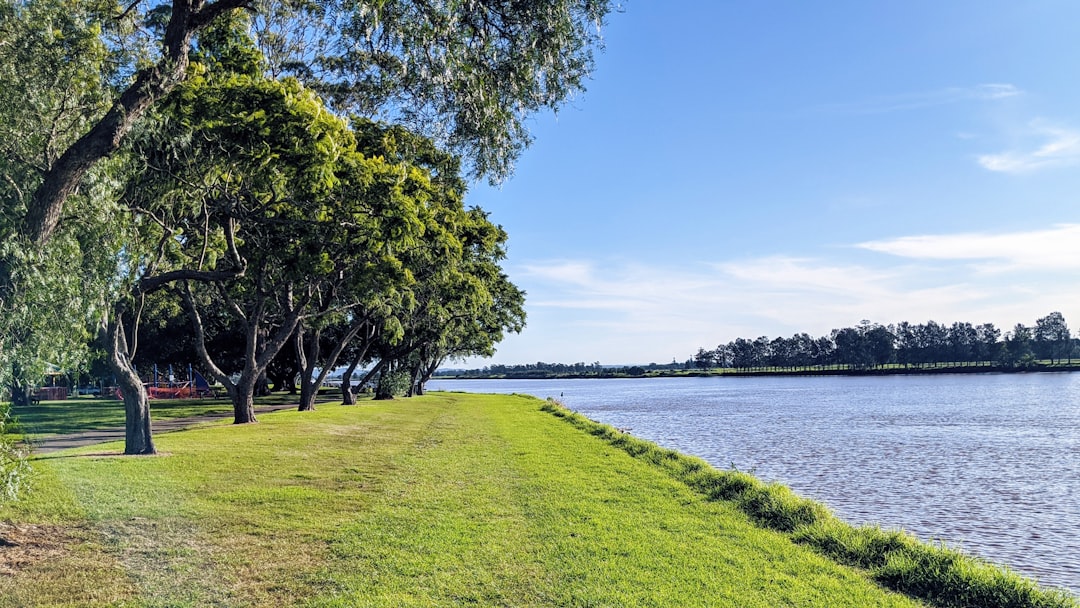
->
138, 267, 246, 295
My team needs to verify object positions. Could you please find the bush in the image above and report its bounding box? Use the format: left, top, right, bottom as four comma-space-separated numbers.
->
0, 401, 32, 504
374, 369, 411, 400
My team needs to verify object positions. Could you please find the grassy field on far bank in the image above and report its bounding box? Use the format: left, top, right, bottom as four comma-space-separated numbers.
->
1, 393, 928, 607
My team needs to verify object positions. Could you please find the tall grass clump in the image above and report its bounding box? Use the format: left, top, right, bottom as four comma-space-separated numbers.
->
0, 401, 32, 504
540, 398, 1078, 608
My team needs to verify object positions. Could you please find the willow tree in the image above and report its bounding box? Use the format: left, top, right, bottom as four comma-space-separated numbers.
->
18, 0, 616, 246
0, 0, 124, 409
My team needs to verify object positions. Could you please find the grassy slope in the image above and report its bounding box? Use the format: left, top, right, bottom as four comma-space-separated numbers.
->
1, 393, 923, 607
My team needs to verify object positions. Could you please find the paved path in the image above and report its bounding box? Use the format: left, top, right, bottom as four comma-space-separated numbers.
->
31, 403, 303, 454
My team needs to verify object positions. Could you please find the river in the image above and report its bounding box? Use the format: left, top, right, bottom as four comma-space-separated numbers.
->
428, 373, 1080, 595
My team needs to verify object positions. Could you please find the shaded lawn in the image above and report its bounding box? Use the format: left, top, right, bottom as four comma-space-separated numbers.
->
8, 392, 332, 438
0, 393, 923, 607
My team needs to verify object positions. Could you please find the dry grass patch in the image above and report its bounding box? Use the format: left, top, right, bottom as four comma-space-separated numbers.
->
0, 521, 134, 607
0, 521, 72, 575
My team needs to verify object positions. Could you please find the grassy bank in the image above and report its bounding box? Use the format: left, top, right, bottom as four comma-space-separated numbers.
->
3, 393, 1074, 607
540, 400, 1076, 608
1, 393, 929, 607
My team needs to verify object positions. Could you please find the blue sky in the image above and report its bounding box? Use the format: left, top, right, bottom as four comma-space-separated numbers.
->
462, 1, 1080, 366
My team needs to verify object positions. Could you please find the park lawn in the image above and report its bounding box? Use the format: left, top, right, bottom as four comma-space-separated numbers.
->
11, 392, 330, 439
0, 393, 923, 607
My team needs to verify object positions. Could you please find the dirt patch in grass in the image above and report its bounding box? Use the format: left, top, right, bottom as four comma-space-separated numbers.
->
0, 521, 75, 576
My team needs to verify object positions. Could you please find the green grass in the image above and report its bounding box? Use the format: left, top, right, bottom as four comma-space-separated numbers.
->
8, 392, 325, 438
539, 400, 1077, 608
1, 393, 929, 607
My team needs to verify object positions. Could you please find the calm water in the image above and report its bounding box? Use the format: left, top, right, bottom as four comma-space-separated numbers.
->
429, 374, 1080, 595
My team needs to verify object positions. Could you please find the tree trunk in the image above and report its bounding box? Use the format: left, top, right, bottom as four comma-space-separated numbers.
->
341, 384, 357, 405
298, 318, 368, 411
8, 363, 32, 408
416, 356, 443, 397
298, 381, 318, 412
254, 369, 271, 397
296, 326, 318, 411
340, 356, 359, 405
231, 374, 258, 424
181, 283, 306, 424
105, 316, 155, 455
406, 362, 422, 397
7, 383, 31, 409
374, 382, 394, 400
337, 323, 377, 405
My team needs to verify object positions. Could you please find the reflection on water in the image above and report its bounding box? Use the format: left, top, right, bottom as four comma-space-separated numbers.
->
430, 374, 1080, 595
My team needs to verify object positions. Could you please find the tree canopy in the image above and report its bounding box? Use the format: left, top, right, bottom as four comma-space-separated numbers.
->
11, 0, 615, 245
1, 0, 541, 457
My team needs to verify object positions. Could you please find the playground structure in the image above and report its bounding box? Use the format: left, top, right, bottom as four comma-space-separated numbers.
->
115, 365, 216, 400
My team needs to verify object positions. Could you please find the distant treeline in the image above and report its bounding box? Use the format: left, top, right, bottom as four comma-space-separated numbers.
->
439, 313, 1078, 379
692, 312, 1075, 371
436, 360, 684, 378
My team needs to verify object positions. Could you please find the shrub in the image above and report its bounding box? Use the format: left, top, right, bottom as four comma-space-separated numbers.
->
374, 369, 411, 400
0, 401, 32, 504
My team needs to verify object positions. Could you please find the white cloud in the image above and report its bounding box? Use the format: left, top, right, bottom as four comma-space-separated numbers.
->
856, 224, 1080, 270
482, 225, 1080, 364
977, 122, 1080, 173
972, 83, 1023, 100
519, 261, 594, 286
817, 83, 1022, 114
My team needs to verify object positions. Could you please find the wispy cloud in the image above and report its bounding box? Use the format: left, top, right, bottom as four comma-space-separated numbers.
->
490, 225, 1080, 363
816, 83, 1022, 114
856, 224, 1080, 270
977, 122, 1080, 173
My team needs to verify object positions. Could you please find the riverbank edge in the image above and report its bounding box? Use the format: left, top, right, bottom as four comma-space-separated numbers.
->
537, 398, 1078, 608
440, 362, 1080, 381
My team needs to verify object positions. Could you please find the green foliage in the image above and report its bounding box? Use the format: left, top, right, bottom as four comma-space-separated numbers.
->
375, 368, 411, 399
0, 0, 113, 207
0, 400, 31, 505
0, 0, 127, 397
193, 9, 264, 77
540, 399, 1078, 608
261, 0, 616, 181
794, 520, 1077, 608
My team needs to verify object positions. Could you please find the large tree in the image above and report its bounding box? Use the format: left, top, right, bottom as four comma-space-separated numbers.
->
17, 0, 616, 245
291, 121, 470, 411
398, 208, 526, 396
0, 0, 125, 409
1, 0, 613, 445
133, 70, 428, 423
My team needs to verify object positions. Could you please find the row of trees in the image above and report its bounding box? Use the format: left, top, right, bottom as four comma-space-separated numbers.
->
692, 313, 1074, 371
1, 0, 615, 460
443, 360, 688, 378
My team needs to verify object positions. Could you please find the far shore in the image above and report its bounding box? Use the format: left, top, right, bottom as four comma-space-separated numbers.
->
436, 361, 1080, 381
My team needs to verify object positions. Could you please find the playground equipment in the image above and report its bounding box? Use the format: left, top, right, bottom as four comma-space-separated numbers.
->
114, 365, 216, 400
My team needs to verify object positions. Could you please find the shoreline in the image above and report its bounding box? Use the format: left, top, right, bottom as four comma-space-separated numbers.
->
437, 362, 1080, 381
540, 397, 1079, 607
